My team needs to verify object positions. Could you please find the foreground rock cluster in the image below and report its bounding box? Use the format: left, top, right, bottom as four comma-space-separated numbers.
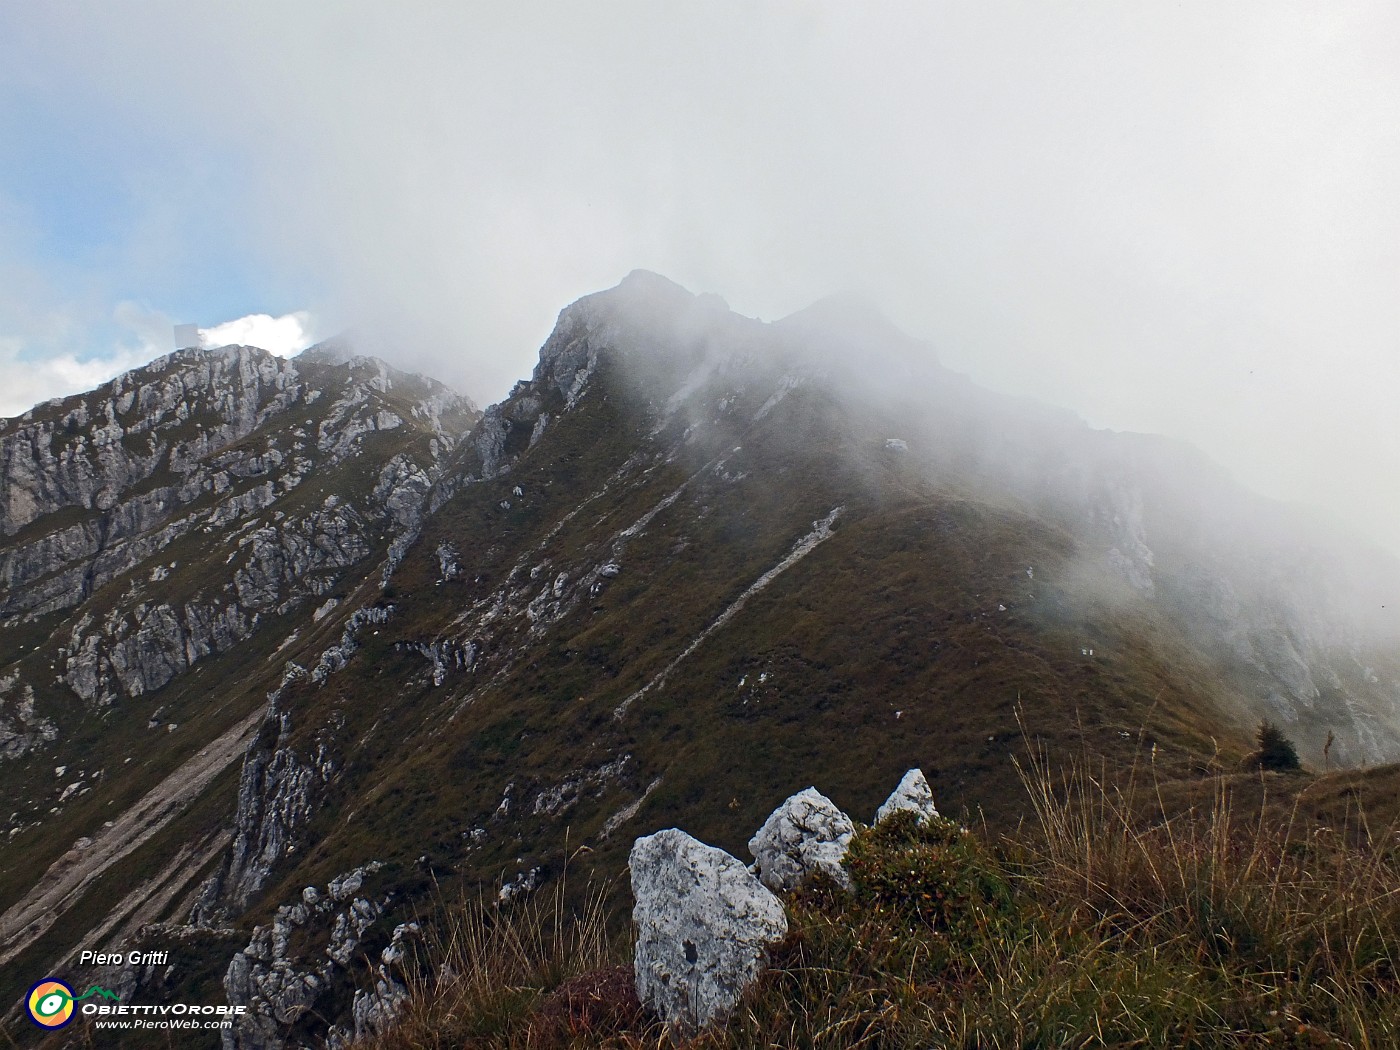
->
220, 862, 419, 1050
630, 768, 938, 1030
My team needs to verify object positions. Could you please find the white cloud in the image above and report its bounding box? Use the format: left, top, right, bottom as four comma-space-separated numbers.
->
0, 339, 153, 418
199, 312, 317, 357
0, 301, 169, 417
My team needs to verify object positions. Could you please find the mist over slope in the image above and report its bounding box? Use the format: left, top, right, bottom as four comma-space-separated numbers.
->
572, 271, 1400, 764
1, 272, 1398, 1047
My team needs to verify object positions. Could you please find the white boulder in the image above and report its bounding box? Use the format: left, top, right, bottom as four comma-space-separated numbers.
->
875, 768, 939, 825
631, 828, 787, 1030
748, 787, 854, 892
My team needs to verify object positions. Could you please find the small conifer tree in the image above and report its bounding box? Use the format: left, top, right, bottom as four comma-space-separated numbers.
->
1256, 720, 1301, 771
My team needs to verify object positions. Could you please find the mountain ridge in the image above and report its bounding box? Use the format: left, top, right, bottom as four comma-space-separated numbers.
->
2, 274, 1399, 1047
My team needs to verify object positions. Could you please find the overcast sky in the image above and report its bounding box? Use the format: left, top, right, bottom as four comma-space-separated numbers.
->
1, 3, 1396, 555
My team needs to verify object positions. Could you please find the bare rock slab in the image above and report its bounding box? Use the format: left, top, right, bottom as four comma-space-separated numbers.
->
875, 768, 939, 825
748, 787, 854, 892
631, 828, 788, 1030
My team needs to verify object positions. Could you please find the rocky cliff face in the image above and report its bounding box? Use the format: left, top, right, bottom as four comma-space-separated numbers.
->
0, 341, 476, 711
0, 341, 475, 1026
219, 862, 406, 1050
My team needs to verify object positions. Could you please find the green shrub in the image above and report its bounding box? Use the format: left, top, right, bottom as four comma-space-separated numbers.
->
843, 811, 1014, 940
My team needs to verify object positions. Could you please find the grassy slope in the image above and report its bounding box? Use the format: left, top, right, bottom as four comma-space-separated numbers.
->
6, 334, 1350, 1043
357, 758, 1400, 1050
244, 355, 1269, 955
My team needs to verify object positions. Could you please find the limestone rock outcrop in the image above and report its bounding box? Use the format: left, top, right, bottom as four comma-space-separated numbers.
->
221, 863, 388, 1050
0, 675, 57, 763
630, 828, 787, 1030
875, 768, 939, 825
748, 786, 854, 892
0, 342, 476, 712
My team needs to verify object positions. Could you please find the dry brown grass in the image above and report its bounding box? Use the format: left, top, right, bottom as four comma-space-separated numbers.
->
356, 867, 653, 1050
361, 742, 1400, 1050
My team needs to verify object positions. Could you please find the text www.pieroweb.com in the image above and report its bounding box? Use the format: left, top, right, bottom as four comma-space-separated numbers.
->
85, 1003, 243, 1030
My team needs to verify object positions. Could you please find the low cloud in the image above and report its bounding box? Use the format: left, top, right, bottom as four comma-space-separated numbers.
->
0, 339, 153, 418
0, 301, 171, 417
2, 3, 1397, 555
200, 312, 318, 357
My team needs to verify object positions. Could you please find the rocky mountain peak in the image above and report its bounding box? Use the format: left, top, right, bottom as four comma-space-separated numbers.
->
534, 271, 744, 385
0, 338, 478, 715
775, 290, 914, 346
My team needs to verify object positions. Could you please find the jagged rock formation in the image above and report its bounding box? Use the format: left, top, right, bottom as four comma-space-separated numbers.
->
0, 674, 55, 765
748, 787, 854, 892
222, 863, 392, 1050
0, 339, 475, 1029
875, 769, 939, 826
630, 828, 788, 1031
190, 706, 328, 923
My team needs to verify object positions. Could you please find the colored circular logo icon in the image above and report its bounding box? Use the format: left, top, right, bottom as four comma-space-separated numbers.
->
26, 978, 76, 1029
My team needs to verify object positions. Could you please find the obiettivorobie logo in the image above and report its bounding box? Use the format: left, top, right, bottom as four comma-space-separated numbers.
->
25, 979, 119, 1029
23, 975, 247, 1031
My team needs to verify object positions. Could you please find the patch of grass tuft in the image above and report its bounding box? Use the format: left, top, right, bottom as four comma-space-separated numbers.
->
357, 872, 642, 1050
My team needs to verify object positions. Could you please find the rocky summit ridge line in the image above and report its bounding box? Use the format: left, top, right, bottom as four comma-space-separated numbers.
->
1, 271, 1398, 1047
